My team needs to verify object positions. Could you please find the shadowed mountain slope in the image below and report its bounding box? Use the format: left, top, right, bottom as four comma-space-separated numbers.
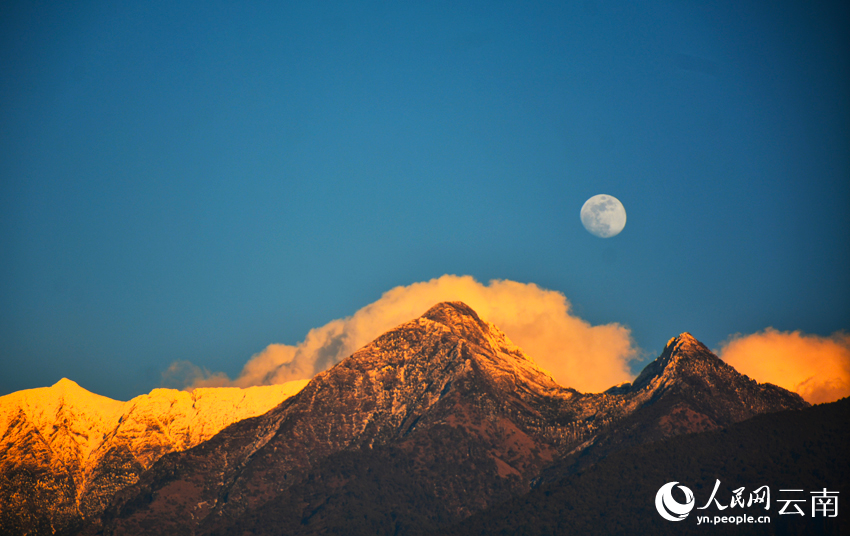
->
440, 397, 849, 536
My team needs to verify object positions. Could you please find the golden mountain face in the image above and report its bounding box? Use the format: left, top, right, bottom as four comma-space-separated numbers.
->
0, 378, 308, 531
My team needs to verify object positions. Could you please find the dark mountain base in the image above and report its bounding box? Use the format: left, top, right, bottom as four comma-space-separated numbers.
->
207, 425, 519, 536
0, 465, 83, 536
439, 397, 850, 536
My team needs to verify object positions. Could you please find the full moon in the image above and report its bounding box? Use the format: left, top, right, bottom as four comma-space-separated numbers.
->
580, 194, 627, 238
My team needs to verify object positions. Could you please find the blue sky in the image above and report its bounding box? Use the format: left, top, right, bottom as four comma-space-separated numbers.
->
2, 0, 848, 400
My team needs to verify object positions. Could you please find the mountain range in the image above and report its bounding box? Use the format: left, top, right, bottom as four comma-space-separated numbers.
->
0, 377, 307, 535
0, 302, 817, 535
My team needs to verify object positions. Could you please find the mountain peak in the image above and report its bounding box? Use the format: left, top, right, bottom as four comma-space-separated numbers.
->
421, 301, 487, 329
630, 332, 722, 391
665, 332, 701, 351
629, 332, 807, 411
8, 377, 125, 415
51, 377, 85, 392
53, 377, 77, 386
664, 332, 715, 365
417, 301, 558, 391
417, 301, 503, 355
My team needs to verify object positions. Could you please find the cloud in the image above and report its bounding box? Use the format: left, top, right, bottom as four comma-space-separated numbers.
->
161, 361, 231, 389
718, 328, 850, 404
172, 275, 639, 393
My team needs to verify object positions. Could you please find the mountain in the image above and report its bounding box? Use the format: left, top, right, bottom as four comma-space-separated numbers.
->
441, 396, 850, 536
91, 302, 807, 535
0, 378, 308, 535
536, 332, 807, 481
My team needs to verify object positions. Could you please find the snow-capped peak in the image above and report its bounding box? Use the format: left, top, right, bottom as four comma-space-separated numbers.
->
0, 378, 126, 463
0, 377, 310, 522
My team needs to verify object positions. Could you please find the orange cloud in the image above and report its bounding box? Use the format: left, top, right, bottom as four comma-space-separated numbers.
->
718, 329, 850, 404
171, 275, 639, 393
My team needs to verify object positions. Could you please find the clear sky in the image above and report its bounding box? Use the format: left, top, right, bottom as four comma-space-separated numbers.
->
2, 0, 848, 401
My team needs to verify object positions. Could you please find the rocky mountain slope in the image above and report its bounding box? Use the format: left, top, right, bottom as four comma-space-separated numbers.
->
0, 378, 308, 535
91, 302, 807, 535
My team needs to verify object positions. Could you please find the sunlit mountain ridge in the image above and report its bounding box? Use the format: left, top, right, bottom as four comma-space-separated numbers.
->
0, 377, 308, 533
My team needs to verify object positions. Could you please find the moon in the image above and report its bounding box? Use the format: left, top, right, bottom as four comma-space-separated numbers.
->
580, 194, 626, 238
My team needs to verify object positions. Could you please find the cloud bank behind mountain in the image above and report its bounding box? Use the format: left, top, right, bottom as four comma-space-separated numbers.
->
166, 275, 639, 393
718, 328, 850, 404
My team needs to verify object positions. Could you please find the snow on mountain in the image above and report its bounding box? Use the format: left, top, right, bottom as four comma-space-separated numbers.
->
0, 378, 125, 468
101, 382, 309, 465
0, 377, 308, 532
